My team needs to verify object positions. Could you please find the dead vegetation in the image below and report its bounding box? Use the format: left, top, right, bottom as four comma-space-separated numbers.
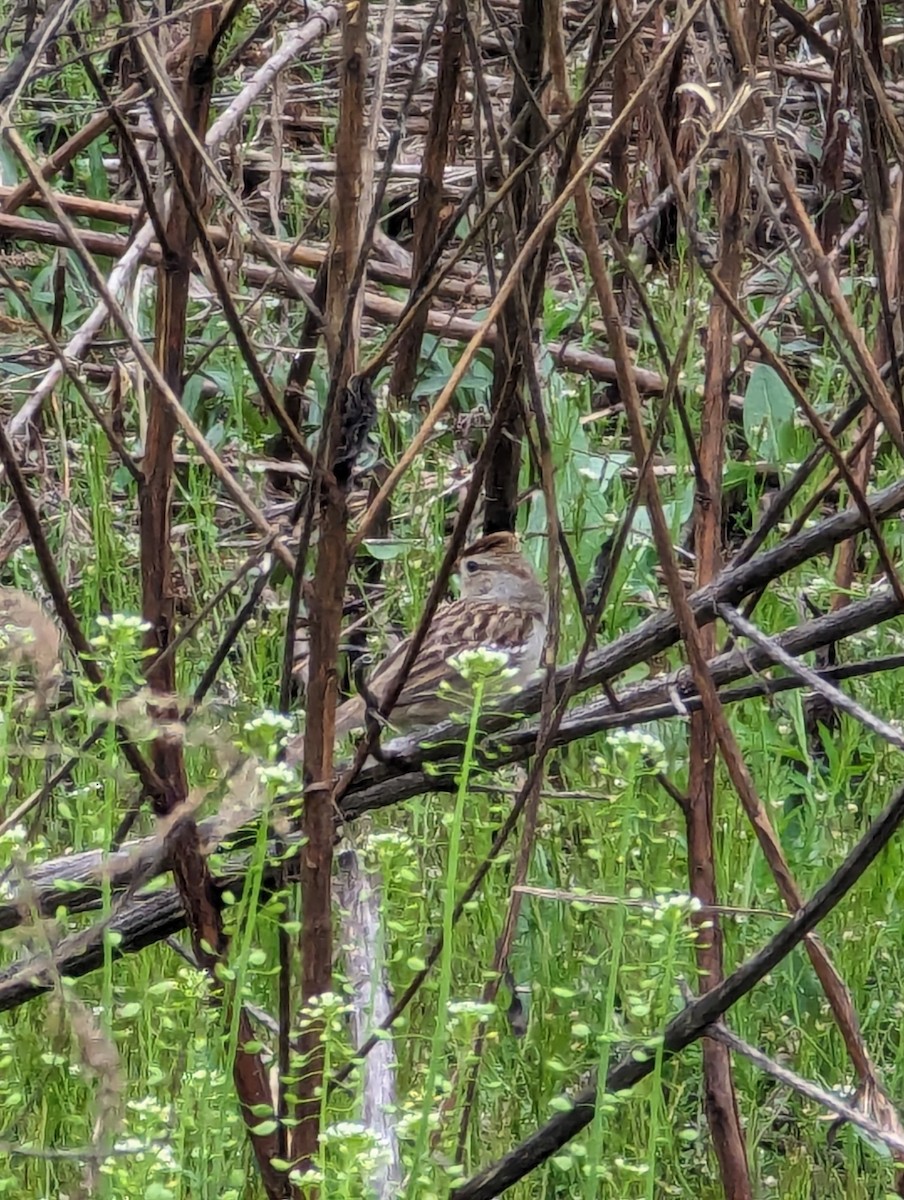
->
2, 0, 904, 1196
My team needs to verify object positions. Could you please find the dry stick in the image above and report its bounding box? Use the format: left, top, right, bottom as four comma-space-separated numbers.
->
346, 0, 696, 548
291, 0, 373, 1174
278, 495, 312, 1178
136, 14, 201, 826
1, 871, 123, 1191
6, 218, 156, 439
475, 0, 547, 534
297, 400, 462, 807
664, 10, 760, 1181
701, 1018, 904, 1159
335, 849, 401, 1195
768, 140, 904, 456
136, 44, 316, 471
286, 0, 434, 1166
206, 3, 339, 146
326, 0, 443, 388
581, 144, 887, 1113
672, 11, 753, 1190
507, 651, 904, 752
134, 6, 282, 1194
0, 130, 295, 572
564, 77, 705, 686
0, 206, 661, 393
0, 185, 489, 306
209, 0, 250, 57
388, 0, 465, 404
718, 603, 904, 752
825, 190, 883, 604
645, 45, 750, 1192
282, 16, 441, 1132
319, 1, 426, 1179
455, 773, 904, 1199
6, 3, 338, 439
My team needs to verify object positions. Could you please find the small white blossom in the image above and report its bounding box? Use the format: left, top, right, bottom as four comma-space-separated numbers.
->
447, 647, 515, 682
243, 710, 294, 736
256, 761, 297, 788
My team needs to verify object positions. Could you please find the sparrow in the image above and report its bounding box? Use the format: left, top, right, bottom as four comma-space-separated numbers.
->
288, 532, 547, 755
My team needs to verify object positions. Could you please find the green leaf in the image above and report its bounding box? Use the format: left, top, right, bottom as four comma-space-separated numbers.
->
743, 364, 796, 462
0, 142, 19, 186
250, 1120, 279, 1136
361, 538, 411, 561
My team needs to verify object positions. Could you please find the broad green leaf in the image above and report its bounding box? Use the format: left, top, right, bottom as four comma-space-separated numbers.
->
361, 538, 411, 561
743, 364, 796, 462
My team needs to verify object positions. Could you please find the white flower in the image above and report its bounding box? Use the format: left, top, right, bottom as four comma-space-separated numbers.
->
447, 647, 514, 681
243, 711, 294, 735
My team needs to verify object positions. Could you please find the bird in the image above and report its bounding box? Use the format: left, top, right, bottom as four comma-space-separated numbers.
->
290, 532, 547, 752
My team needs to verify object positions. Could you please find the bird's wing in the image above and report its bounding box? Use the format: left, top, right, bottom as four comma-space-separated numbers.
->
367, 600, 538, 711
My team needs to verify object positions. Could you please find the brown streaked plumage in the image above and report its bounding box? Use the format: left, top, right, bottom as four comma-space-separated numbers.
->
300, 533, 547, 747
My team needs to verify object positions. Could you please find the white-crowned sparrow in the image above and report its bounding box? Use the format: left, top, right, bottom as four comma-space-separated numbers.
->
306, 531, 546, 744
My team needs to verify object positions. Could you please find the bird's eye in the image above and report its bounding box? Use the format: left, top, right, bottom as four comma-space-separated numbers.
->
465, 559, 481, 574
